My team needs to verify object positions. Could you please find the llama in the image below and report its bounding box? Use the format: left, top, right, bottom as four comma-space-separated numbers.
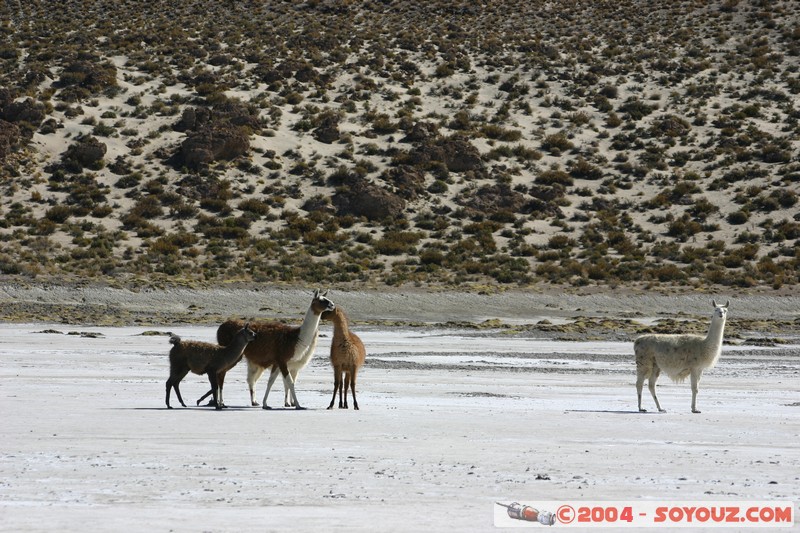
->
634, 300, 729, 413
322, 306, 366, 410
165, 323, 256, 410
215, 289, 335, 410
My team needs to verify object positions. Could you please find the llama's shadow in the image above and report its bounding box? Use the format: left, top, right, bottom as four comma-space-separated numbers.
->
565, 409, 662, 415
128, 405, 294, 411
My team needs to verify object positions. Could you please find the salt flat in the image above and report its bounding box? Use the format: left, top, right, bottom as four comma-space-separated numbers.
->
0, 324, 797, 532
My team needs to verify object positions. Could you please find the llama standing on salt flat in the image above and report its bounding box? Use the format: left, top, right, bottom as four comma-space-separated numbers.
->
215, 289, 335, 410
323, 306, 366, 410
165, 323, 256, 410
634, 300, 729, 413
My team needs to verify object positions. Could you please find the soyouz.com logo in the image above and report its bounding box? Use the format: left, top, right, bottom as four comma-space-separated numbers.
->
494, 501, 795, 528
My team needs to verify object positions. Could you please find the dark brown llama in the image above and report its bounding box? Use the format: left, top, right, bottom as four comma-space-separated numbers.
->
165, 323, 255, 410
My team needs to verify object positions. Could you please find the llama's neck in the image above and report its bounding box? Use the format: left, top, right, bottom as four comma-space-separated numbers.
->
332, 310, 350, 339
704, 313, 726, 364
296, 305, 323, 353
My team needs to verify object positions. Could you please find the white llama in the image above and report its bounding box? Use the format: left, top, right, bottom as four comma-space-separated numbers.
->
634, 300, 729, 413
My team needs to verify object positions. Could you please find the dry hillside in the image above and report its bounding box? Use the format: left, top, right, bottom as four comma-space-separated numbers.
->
1, 0, 798, 289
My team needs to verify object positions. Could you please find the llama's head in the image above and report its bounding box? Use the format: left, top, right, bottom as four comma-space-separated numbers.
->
311, 289, 336, 315
711, 300, 730, 320
240, 323, 257, 343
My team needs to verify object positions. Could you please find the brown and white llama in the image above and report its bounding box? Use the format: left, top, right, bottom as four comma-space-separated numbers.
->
322, 306, 366, 410
165, 323, 256, 410
215, 289, 335, 410
635, 300, 729, 413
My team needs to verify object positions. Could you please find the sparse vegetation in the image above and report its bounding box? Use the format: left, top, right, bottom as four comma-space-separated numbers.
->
0, 0, 798, 289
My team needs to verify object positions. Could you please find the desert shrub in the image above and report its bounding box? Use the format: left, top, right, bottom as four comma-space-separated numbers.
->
568, 158, 603, 180
649, 264, 687, 282
541, 132, 573, 154
128, 196, 163, 219
547, 234, 575, 249
536, 169, 573, 187
481, 124, 522, 142
419, 248, 445, 266
238, 198, 270, 217
667, 214, 702, 241
619, 98, 654, 120
428, 180, 448, 194
599, 85, 618, 99
374, 231, 422, 255
372, 114, 398, 134
688, 198, 719, 221
605, 112, 622, 128
727, 210, 750, 225
45, 205, 72, 223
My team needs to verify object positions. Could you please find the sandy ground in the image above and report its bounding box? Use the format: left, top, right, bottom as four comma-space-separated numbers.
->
0, 312, 798, 532
2, 284, 800, 326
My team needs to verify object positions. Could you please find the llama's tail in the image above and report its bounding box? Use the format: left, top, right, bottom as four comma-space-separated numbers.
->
169, 334, 181, 345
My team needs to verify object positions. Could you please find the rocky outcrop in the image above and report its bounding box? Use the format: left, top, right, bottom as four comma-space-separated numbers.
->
401, 121, 439, 143
408, 135, 483, 173
176, 125, 250, 170
171, 101, 259, 170
313, 113, 341, 144
332, 178, 406, 221
62, 136, 107, 170
382, 165, 427, 200
459, 183, 526, 217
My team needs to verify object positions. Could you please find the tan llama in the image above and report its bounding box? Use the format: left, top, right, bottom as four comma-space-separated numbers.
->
323, 306, 366, 410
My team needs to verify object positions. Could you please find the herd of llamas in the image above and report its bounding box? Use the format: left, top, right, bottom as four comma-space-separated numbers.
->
165, 290, 730, 414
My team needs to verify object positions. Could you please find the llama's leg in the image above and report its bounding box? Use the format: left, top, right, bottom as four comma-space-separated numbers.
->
690, 369, 703, 413
196, 388, 213, 407
261, 366, 281, 410
207, 372, 222, 411
327, 367, 341, 410
339, 370, 346, 408
216, 371, 227, 408
280, 363, 304, 410
635, 366, 647, 412
648, 366, 665, 413
350, 368, 359, 410
247, 361, 266, 407
285, 369, 299, 407
342, 372, 351, 409
166, 368, 189, 409
197, 371, 226, 407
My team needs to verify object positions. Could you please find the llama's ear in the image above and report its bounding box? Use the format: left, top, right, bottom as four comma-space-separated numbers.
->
313, 289, 320, 298
322, 289, 329, 296
712, 299, 717, 308
724, 300, 730, 308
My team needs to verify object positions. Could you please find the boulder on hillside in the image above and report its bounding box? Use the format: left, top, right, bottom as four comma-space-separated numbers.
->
401, 121, 439, 143
62, 135, 106, 170
381, 165, 427, 200
440, 136, 483, 172
332, 179, 405, 221
173, 107, 212, 132
313, 113, 340, 144
459, 183, 525, 217
175, 125, 250, 170
0, 98, 46, 133
408, 135, 483, 173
